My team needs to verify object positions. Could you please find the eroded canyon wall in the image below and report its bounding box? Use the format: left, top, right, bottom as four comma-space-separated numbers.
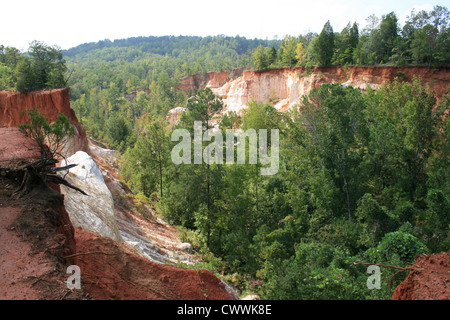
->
0, 88, 89, 155
180, 66, 450, 115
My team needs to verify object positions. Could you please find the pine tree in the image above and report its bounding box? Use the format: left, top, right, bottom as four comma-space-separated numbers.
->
315, 20, 335, 66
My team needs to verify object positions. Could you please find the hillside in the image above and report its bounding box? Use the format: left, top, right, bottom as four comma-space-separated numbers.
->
63, 35, 281, 61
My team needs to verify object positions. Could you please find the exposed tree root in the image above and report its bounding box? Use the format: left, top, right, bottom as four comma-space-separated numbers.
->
0, 159, 86, 198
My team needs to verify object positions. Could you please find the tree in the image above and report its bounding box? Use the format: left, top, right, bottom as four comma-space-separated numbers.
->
252, 45, 270, 70
180, 87, 223, 132
405, 6, 450, 66
18, 107, 74, 163
258, 242, 364, 300
4, 107, 84, 197
364, 14, 380, 34
0, 45, 21, 90
349, 22, 360, 50
369, 231, 428, 264
15, 58, 36, 93
279, 35, 298, 67
105, 114, 130, 150
353, 12, 398, 65
28, 41, 67, 88
121, 116, 170, 198
268, 46, 277, 66
314, 21, 335, 66
376, 12, 399, 63
333, 22, 359, 65
333, 23, 351, 65
360, 12, 399, 64
296, 42, 306, 65
371, 78, 438, 203
15, 41, 67, 93
0, 62, 15, 90
0, 45, 21, 67
168, 88, 225, 247
355, 193, 393, 247
299, 84, 367, 217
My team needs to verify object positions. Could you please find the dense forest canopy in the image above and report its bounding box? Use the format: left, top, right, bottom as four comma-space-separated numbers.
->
1, 5, 449, 300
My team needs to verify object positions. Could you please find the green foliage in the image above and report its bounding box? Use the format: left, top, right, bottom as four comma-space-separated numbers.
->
180, 87, 224, 129
426, 189, 449, 226
18, 107, 74, 160
355, 194, 393, 248
0, 64, 14, 90
333, 22, 359, 65
0, 45, 21, 90
0, 42, 67, 93
298, 83, 367, 217
14, 41, 67, 93
252, 45, 271, 70
162, 88, 226, 250
258, 243, 366, 300
368, 231, 428, 264
121, 116, 170, 197
105, 114, 130, 151
314, 21, 335, 66
404, 6, 450, 66
279, 35, 299, 67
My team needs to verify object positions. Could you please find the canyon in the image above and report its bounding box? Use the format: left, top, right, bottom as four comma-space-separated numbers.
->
0, 64, 449, 300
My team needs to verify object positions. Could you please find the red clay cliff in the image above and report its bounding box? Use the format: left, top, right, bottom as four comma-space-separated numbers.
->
180, 66, 450, 114
0, 88, 89, 155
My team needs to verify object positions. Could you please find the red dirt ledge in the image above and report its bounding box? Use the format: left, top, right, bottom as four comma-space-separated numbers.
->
71, 227, 237, 300
392, 251, 450, 300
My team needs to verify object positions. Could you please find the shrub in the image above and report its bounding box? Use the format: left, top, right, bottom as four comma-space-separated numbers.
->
371, 231, 428, 264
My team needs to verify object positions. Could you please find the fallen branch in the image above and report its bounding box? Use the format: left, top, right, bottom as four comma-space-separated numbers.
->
352, 261, 423, 291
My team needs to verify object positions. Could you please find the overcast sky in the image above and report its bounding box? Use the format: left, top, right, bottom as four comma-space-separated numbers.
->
1, 0, 447, 51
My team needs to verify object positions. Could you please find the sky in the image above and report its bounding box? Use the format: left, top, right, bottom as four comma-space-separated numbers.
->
1, 0, 448, 51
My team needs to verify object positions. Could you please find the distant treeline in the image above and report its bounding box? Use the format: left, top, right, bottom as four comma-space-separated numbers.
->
63, 35, 281, 59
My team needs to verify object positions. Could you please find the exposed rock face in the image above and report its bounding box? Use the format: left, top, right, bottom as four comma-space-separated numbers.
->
59, 151, 122, 242
179, 68, 244, 95
0, 88, 89, 156
88, 138, 197, 265
180, 66, 450, 115
167, 106, 187, 129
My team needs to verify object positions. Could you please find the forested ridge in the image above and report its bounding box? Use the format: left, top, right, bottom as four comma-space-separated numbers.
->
1, 5, 449, 299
